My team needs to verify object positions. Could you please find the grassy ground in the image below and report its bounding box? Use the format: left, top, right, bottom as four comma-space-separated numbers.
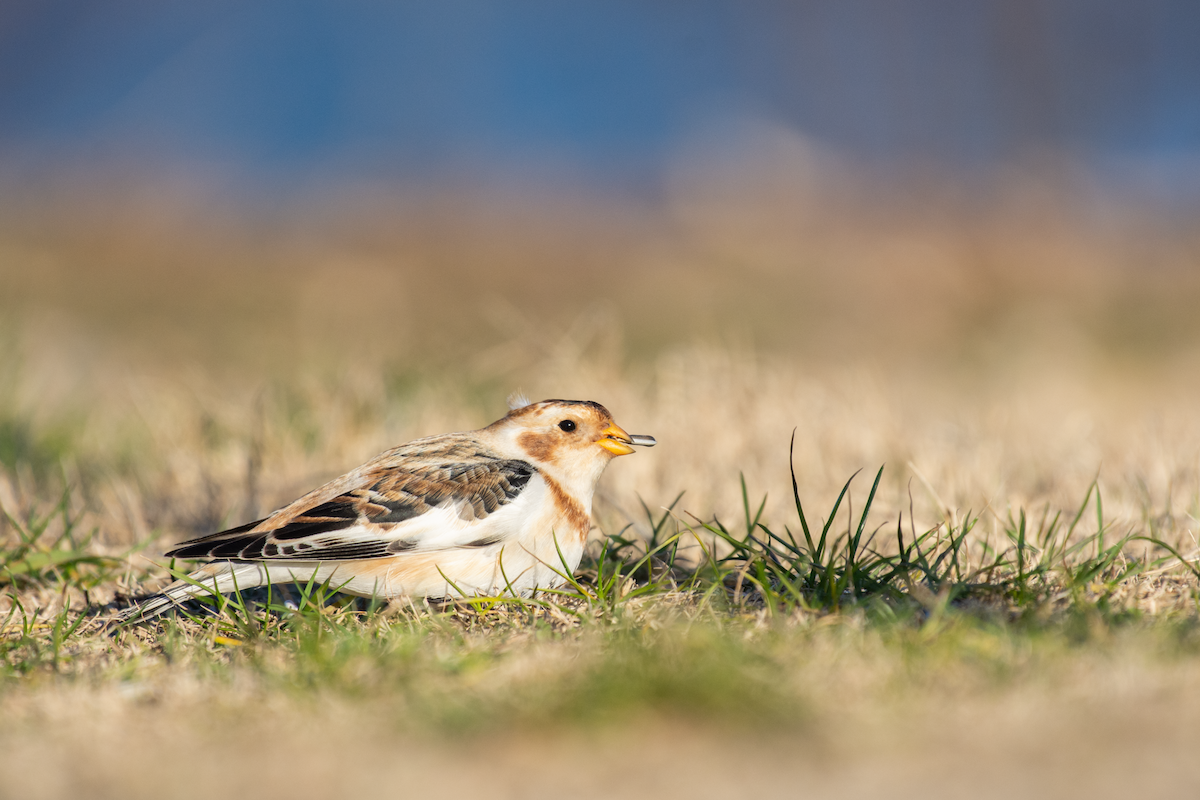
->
3, 177, 1200, 797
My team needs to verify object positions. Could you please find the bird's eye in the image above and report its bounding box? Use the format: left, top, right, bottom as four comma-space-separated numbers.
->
558, 419, 577, 432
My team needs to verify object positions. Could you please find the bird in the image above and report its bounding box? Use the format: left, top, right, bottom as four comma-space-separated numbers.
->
117, 397, 655, 622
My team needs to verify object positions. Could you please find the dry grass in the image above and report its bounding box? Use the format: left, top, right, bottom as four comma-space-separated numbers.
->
7, 618, 1200, 800
2, 170, 1200, 797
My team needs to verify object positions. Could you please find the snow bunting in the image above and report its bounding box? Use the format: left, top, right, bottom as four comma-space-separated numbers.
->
118, 398, 655, 621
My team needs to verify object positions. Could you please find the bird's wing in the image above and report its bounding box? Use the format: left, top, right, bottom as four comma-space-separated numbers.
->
166, 437, 538, 562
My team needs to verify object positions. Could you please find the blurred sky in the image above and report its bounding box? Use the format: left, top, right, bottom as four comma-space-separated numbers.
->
2, 0, 1199, 204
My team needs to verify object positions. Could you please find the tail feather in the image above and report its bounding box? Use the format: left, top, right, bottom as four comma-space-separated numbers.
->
115, 562, 275, 624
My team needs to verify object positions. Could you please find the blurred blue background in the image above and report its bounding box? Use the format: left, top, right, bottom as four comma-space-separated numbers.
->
1, 0, 1199, 203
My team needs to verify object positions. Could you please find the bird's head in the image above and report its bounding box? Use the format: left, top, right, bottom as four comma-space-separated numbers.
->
488, 398, 655, 491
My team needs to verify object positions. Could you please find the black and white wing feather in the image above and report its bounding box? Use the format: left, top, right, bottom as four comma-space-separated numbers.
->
167, 436, 537, 563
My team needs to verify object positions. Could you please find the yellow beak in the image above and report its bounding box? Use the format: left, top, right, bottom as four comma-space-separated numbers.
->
597, 424, 635, 456
597, 424, 656, 456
